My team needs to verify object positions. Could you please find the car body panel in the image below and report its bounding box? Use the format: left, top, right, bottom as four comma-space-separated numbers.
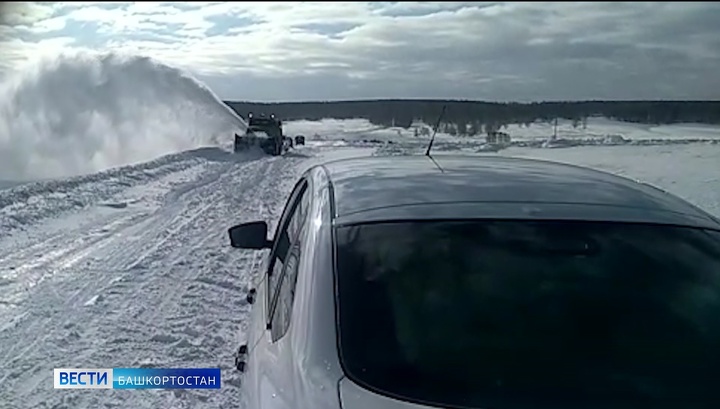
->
242, 175, 308, 409
286, 166, 345, 409
321, 155, 718, 228
244, 259, 268, 352
235, 154, 720, 409
242, 167, 343, 409
240, 253, 270, 408
334, 200, 720, 230
243, 227, 295, 408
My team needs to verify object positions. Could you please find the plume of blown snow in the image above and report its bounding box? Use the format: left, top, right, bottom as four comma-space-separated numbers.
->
0, 51, 246, 181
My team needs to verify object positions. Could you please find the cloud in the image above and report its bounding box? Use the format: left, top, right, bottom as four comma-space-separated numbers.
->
1, 1, 719, 101
0, 2, 57, 26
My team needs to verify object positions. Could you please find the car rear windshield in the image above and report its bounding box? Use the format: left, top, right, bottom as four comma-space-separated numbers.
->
334, 220, 720, 409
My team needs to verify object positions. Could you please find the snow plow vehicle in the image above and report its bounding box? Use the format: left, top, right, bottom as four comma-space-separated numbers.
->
234, 113, 290, 156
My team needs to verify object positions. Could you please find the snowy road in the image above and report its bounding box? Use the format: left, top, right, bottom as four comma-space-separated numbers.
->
0, 145, 369, 409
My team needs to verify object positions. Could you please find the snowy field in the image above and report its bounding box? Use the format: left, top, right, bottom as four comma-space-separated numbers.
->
0, 113, 719, 408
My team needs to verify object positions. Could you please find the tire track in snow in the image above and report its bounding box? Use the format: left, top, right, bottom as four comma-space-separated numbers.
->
0, 162, 232, 330
0, 160, 241, 380
0, 159, 233, 374
0, 152, 309, 409
0, 151, 217, 234
0, 161, 238, 395
0, 156, 229, 282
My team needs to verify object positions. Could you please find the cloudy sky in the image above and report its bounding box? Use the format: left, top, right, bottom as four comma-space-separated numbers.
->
1, 1, 719, 102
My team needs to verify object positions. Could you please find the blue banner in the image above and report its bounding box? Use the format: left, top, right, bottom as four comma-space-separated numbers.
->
112, 368, 221, 389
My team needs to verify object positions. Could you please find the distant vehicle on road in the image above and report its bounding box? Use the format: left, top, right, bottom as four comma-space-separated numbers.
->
234, 113, 288, 155
228, 154, 720, 409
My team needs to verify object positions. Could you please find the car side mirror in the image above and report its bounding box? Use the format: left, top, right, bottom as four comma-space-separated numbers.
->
228, 221, 272, 249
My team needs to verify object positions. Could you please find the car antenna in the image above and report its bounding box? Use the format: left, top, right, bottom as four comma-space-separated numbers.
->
424, 105, 446, 172
425, 104, 446, 157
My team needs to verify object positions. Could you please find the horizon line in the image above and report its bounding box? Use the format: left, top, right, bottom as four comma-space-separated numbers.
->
223, 98, 720, 104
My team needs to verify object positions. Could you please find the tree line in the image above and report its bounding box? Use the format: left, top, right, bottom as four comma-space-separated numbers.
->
225, 99, 720, 136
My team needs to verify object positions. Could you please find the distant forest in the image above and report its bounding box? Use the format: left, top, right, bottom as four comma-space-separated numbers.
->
225, 100, 720, 136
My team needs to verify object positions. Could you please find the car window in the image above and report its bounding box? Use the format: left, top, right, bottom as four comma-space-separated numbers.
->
266, 179, 309, 320
266, 180, 311, 334
334, 220, 720, 409
269, 185, 311, 341
270, 249, 299, 341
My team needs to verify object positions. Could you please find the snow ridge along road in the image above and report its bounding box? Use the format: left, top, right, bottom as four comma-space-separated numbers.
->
0, 146, 350, 409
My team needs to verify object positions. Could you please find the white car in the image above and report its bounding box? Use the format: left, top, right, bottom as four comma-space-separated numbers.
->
228, 155, 720, 409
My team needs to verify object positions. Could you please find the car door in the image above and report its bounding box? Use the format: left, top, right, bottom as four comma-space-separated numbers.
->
242, 178, 307, 363
245, 176, 312, 409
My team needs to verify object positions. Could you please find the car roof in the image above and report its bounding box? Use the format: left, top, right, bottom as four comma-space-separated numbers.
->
319, 154, 720, 229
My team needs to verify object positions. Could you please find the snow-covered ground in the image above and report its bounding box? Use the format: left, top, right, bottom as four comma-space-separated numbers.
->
0, 142, 373, 409
290, 116, 720, 145
495, 144, 720, 218
0, 114, 719, 409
